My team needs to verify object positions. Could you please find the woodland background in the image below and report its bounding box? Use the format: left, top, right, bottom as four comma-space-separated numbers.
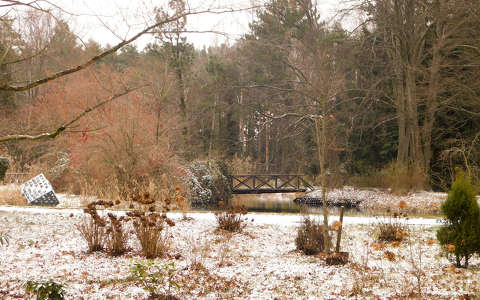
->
1, 0, 479, 195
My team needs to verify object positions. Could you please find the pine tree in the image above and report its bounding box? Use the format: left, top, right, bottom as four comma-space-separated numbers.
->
437, 169, 480, 267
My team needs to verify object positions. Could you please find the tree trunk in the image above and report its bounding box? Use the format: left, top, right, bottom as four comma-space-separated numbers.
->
208, 97, 217, 159
177, 68, 187, 136
315, 108, 329, 254
405, 66, 423, 167
265, 118, 270, 172
422, 53, 440, 173
393, 52, 408, 164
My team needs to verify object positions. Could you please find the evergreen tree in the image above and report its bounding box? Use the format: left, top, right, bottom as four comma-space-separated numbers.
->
437, 169, 480, 267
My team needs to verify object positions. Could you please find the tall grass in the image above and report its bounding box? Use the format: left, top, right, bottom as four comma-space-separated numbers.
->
0, 185, 26, 206
350, 162, 428, 194
380, 163, 428, 194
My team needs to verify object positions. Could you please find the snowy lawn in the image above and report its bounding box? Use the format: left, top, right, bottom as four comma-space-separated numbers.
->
1, 205, 479, 299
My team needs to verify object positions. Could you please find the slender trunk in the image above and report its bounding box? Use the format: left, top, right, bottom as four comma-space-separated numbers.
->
257, 120, 262, 172
265, 119, 270, 173
315, 105, 329, 253
405, 67, 423, 167
238, 92, 246, 155
177, 68, 187, 136
208, 97, 217, 159
423, 38, 442, 173
392, 39, 409, 165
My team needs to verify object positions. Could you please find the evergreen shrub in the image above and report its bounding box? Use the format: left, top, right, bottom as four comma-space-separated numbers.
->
437, 170, 480, 267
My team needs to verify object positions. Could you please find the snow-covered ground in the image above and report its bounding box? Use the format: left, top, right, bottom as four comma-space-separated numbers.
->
306, 187, 457, 215
1, 204, 479, 299
1, 185, 479, 299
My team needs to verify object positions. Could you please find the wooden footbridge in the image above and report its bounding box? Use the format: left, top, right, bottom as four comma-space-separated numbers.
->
231, 174, 314, 194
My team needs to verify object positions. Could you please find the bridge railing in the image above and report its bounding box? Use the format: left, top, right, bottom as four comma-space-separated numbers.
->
231, 174, 314, 194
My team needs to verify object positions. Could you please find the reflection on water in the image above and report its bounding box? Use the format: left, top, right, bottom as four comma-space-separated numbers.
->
231, 193, 362, 214
231, 193, 301, 213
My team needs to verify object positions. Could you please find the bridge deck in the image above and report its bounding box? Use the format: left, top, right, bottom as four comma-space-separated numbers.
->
231, 174, 313, 194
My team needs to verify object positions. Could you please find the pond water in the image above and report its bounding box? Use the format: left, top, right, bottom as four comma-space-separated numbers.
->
229, 193, 362, 215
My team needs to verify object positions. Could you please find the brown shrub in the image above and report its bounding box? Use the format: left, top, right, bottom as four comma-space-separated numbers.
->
127, 186, 177, 258
215, 204, 247, 233
76, 217, 106, 252
129, 211, 174, 258
105, 213, 129, 256
67, 91, 183, 202
76, 200, 114, 252
349, 162, 428, 194
295, 217, 331, 255
374, 212, 409, 242
380, 162, 428, 195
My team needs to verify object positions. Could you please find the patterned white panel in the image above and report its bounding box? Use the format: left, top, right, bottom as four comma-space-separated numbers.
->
20, 174, 59, 206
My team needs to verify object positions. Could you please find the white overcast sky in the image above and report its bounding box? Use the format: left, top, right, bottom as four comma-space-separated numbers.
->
15, 0, 352, 50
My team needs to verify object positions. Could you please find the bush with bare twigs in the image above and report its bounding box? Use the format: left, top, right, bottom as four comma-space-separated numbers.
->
127, 189, 177, 258
105, 212, 129, 256
77, 180, 183, 257
373, 201, 409, 242
128, 210, 175, 259
295, 217, 331, 255
76, 201, 114, 252
215, 202, 248, 233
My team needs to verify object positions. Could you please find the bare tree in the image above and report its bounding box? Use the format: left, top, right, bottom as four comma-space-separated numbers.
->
0, 0, 257, 143
246, 0, 345, 252
351, 0, 480, 175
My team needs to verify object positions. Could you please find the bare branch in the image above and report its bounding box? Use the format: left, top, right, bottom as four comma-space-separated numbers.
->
2, 43, 49, 65
0, 85, 144, 143
0, 6, 258, 92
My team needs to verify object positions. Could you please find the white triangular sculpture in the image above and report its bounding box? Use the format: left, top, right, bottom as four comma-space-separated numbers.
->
21, 173, 59, 206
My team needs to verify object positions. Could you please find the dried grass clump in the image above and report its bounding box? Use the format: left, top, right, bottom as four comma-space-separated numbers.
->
128, 190, 176, 258
76, 201, 114, 252
128, 210, 175, 258
374, 203, 409, 242
0, 185, 27, 206
105, 213, 129, 256
215, 203, 248, 233
295, 217, 331, 255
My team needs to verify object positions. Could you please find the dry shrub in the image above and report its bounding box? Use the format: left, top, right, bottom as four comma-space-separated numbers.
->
295, 217, 331, 255
380, 162, 428, 194
105, 213, 129, 256
215, 203, 248, 233
374, 208, 409, 242
350, 162, 428, 194
0, 185, 26, 206
77, 183, 181, 258
77, 200, 130, 255
76, 200, 114, 252
128, 210, 174, 259
65, 79, 183, 201
76, 218, 106, 252
185, 235, 211, 271
172, 186, 190, 219
127, 189, 177, 258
